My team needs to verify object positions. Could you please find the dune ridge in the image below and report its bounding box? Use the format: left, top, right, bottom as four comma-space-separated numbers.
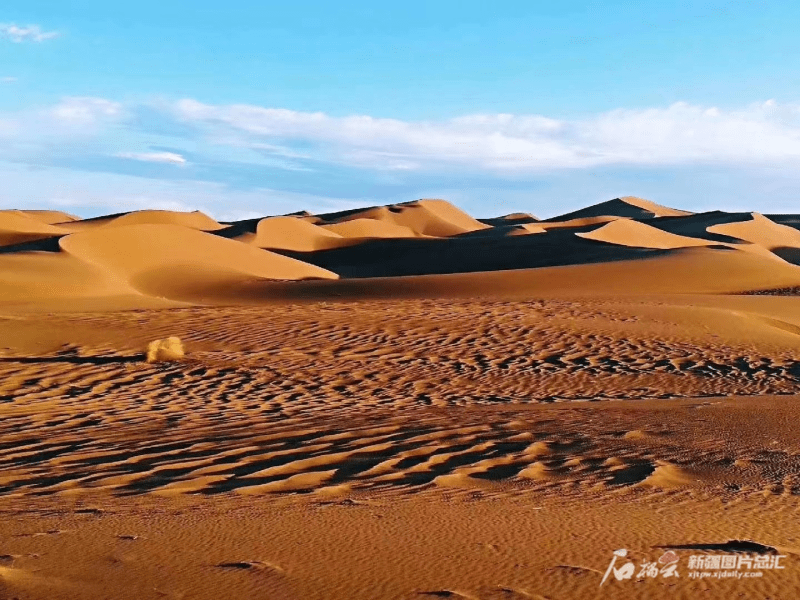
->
0, 198, 798, 309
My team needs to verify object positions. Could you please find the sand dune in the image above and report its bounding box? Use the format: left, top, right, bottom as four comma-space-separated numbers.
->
708, 212, 800, 250
57, 223, 337, 303
254, 246, 800, 301
0, 211, 69, 247
19, 209, 80, 224
1, 197, 799, 309
5, 196, 800, 600
576, 219, 714, 249
547, 196, 692, 221
319, 199, 490, 237
56, 209, 225, 232
235, 216, 349, 251
319, 217, 421, 239
477, 211, 539, 227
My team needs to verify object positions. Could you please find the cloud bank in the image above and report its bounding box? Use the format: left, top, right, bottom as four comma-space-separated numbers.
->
171, 98, 800, 172
2, 95, 800, 218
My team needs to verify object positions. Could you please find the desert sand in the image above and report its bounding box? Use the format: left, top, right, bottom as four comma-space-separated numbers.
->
2, 197, 800, 599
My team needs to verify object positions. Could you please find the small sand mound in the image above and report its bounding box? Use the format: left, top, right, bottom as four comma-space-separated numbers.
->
637, 462, 697, 488
146, 337, 185, 363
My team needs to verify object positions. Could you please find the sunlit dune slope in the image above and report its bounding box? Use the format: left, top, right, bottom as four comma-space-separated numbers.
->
0, 211, 69, 247
56, 209, 226, 232
57, 224, 338, 302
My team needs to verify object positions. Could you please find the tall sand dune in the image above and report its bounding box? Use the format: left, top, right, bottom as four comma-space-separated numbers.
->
546, 196, 692, 221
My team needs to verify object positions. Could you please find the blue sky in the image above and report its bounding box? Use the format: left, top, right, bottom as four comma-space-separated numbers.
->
2, 1, 800, 220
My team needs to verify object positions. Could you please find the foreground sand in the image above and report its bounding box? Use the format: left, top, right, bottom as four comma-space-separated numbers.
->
2, 296, 800, 599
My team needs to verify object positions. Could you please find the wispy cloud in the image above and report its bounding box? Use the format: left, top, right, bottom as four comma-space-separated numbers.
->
172, 98, 800, 172
50, 97, 122, 126
116, 151, 188, 165
0, 76, 16, 83
0, 23, 58, 43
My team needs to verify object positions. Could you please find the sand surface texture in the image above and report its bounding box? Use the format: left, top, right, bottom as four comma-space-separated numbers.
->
2, 197, 800, 599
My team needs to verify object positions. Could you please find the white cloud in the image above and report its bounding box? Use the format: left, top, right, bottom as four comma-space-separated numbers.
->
116, 151, 188, 165
0, 76, 16, 83
173, 98, 800, 172
0, 23, 58, 43
50, 97, 122, 126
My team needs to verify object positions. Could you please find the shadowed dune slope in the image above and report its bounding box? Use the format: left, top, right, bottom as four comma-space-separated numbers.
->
255, 246, 800, 301
278, 226, 669, 277
0, 211, 69, 247
546, 196, 692, 221
477, 212, 540, 227
456, 223, 546, 238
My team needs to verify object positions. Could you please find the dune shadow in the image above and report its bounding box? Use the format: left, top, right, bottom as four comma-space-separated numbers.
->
656, 540, 777, 554
0, 354, 145, 365
772, 246, 800, 266
0, 236, 63, 254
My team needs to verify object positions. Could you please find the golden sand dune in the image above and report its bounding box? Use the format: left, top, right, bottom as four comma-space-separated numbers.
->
0, 210, 69, 247
19, 209, 80, 224
237, 216, 348, 251
547, 196, 693, 221
320, 199, 490, 237
2, 197, 800, 309
4, 197, 800, 600
319, 217, 421, 239
56, 209, 225, 232
55, 223, 337, 303
708, 212, 800, 250
576, 218, 716, 249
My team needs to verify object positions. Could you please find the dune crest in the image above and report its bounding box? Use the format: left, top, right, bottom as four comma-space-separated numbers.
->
576, 219, 713, 249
